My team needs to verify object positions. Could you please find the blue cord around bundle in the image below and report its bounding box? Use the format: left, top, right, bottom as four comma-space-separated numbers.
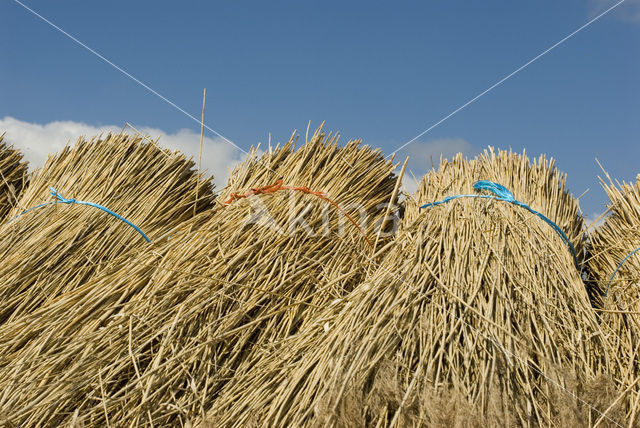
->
10, 187, 151, 243
605, 245, 640, 297
420, 180, 579, 267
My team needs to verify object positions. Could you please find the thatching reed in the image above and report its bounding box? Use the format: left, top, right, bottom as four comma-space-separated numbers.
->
588, 174, 640, 423
0, 133, 215, 324
205, 148, 623, 427
0, 133, 28, 222
0, 127, 397, 426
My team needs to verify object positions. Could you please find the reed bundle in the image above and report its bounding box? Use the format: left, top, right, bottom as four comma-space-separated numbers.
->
0, 128, 397, 426
0, 133, 215, 324
588, 174, 640, 422
205, 149, 621, 427
0, 133, 28, 221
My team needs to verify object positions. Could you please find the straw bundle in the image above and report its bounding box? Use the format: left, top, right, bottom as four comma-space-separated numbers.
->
0, 133, 28, 221
205, 148, 620, 427
0, 133, 215, 324
588, 175, 640, 422
0, 128, 397, 426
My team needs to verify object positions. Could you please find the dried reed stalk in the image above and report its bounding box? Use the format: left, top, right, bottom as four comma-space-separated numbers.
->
588, 174, 640, 424
0, 127, 397, 427
205, 148, 623, 427
0, 133, 28, 222
0, 133, 215, 325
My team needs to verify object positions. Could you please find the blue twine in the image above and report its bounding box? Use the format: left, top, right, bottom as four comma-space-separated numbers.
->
10, 187, 151, 243
420, 180, 579, 267
605, 245, 640, 297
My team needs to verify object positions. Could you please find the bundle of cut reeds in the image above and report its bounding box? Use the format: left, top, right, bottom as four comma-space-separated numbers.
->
0, 127, 397, 426
205, 148, 622, 427
588, 174, 640, 423
0, 133, 28, 222
0, 133, 215, 324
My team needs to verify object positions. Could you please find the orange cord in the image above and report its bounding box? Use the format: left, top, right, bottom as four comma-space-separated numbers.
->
224, 179, 372, 248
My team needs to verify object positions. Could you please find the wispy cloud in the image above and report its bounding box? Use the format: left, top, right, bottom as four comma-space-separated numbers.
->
0, 116, 244, 187
0, 119, 481, 198
589, 0, 640, 23
397, 138, 478, 194
586, 211, 607, 229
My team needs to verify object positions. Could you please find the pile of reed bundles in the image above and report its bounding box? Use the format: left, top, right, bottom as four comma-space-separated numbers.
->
0, 127, 398, 426
205, 148, 625, 427
0, 133, 215, 325
588, 174, 640, 423
0, 133, 28, 222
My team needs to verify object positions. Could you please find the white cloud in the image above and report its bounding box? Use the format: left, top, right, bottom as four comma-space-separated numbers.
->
586, 211, 606, 229
0, 116, 244, 187
1, 118, 478, 197
396, 138, 478, 195
589, 0, 640, 23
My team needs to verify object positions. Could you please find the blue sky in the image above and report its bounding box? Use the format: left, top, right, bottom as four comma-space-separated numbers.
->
1, 0, 639, 217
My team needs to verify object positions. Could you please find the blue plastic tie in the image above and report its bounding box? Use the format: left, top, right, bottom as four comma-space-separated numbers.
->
605, 245, 640, 298
420, 180, 578, 267
9, 187, 151, 243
